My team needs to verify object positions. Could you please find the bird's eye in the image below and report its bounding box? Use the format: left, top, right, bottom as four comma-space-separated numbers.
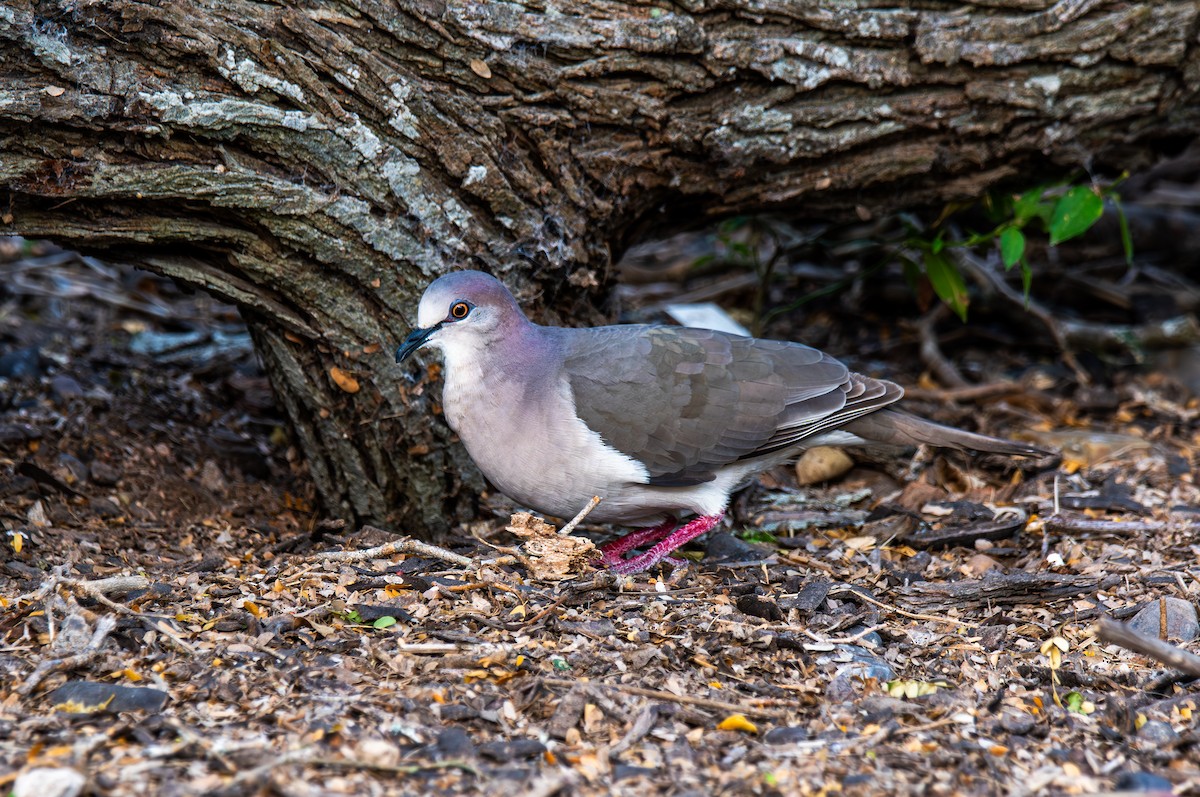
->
449, 301, 471, 320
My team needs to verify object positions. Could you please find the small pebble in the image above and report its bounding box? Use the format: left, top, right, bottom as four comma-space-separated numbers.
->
763, 726, 810, 745
1137, 720, 1179, 744
89, 460, 122, 486
1114, 771, 1172, 792
13, 767, 85, 797
1129, 598, 1199, 642
998, 710, 1036, 736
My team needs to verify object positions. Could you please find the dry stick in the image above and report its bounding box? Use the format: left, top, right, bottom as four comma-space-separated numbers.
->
312, 530, 472, 568
559, 495, 602, 536
65, 576, 196, 656
542, 678, 794, 720
827, 584, 966, 627
1097, 616, 1200, 677
913, 303, 968, 388
18, 614, 117, 696
1043, 514, 1167, 535
903, 381, 1024, 404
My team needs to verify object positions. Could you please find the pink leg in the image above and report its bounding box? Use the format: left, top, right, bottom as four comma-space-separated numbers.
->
607, 513, 725, 575
599, 516, 677, 564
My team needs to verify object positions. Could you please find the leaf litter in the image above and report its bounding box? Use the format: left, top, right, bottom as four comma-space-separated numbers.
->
2, 227, 1200, 796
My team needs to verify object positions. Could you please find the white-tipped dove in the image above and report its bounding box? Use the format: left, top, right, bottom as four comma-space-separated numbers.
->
396, 271, 1047, 574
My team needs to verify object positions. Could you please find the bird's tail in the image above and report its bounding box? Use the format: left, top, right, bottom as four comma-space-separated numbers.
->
843, 408, 1051, 458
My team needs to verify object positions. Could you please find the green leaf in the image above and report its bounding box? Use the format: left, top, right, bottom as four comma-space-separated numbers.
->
1065, 691, 1084, 713
999, 227, 1025, 269
372, 615, 398, 629
739, 528, 777, 545
1012, 185, 1048, 223
1049, 186, 1104, 245
344, 609, 363, 623
923, 250, 969, 321
1019, 256, 1033, 304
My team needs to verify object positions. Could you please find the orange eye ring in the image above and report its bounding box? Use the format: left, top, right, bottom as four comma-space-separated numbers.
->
450, 301, 471, 320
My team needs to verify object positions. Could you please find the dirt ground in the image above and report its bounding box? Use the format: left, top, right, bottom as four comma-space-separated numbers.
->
3, 156, 1200, 796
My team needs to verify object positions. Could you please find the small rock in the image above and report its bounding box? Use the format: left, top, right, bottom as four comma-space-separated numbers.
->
478, 738, 545, 762
795, 446, 854, 486
198, 459, 228, 494
55, 454, 88, 488
0, 347, 44, 380
963, 553, 1001, 577
13, 767, 85, 797
998, 710, 1036, 736
89, 460, 122, 486
825, 648, 895, 701
703, 531, 762, 563
88, 497, 123, 518
1128, 598, 1199, 642
47, 681, 169, 714
1114, 771, 1173, 792
1137, 720, 1178, 744
736, 592, 784, 622
50, 375, 85, 401
355, 738, 400, 768
763, 726, 810, 745
434, 727, 476, 759
978, 625, 1008, 652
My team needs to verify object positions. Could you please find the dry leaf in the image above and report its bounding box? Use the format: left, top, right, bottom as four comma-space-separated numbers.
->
469, 59, 492, 79
329, 366, 360, 393
717, 714, 758, 734
507, 511, 595, 580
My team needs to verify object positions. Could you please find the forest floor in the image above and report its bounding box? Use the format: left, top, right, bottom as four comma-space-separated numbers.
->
3, 148, 1200, 797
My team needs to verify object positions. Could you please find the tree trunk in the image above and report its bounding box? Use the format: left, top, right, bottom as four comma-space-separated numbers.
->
2, 0, 1197, 533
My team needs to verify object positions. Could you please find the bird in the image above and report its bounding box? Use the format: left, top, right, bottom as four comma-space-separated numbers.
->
396, 270, 1047, 574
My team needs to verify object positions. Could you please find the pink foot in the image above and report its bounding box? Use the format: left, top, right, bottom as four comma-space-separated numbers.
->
607, 513, 725, 575
599, 516, 677, 565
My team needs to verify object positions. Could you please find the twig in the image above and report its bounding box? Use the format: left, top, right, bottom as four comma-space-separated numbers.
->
903, 381, 1024, 404
312, 531, 472, 567
18, 615, 117, 696
913, 303, 968, 388
828, 584, 966, 627
1043, 514, 1167, 536
559, 496, 601, 536
65, 576, 196, 655
76, 575, 150, 596
1097, 616, 1200, 677
541, 677, 794, 719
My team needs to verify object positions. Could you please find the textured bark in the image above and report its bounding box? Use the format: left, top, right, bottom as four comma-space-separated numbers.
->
2, 0, 1198, 533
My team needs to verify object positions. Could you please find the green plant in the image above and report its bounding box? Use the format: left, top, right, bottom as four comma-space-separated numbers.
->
904, 175, 1132, 321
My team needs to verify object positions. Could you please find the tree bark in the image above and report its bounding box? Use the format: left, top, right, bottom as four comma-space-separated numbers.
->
2, 0, 1198, 533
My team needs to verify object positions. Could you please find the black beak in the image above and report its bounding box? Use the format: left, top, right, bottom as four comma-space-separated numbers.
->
395, 324, 440, 363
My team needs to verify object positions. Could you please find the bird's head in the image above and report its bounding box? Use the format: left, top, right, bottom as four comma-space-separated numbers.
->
395, 270, 527, 364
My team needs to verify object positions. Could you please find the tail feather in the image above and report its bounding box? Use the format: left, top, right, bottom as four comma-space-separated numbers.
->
843, 408, 1050, 458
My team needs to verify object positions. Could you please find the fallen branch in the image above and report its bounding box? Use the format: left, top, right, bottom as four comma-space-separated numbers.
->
312, 530, 472, 568
893, 572, 1099, 612
912, 303, 968, 388
1044, 514, 1167, 536
1097, 616, 1200, 677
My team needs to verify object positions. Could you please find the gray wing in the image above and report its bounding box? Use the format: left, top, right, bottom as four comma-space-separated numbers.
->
559, 325, 901, 486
